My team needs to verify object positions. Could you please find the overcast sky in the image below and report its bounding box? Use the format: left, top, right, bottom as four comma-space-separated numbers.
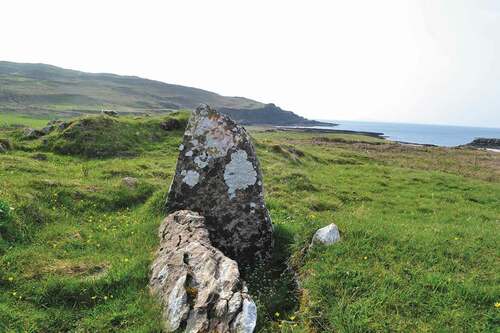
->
2, 0, 500, 127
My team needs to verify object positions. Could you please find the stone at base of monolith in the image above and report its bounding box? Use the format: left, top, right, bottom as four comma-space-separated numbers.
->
166, 104, 273, 265
310, 224, 341, 246
150, 210, 257, 333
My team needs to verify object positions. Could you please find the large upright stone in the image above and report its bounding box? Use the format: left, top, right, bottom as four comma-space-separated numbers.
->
167, 104, 273, 264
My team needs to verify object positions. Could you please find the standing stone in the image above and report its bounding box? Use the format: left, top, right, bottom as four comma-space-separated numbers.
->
150, 210, 257, 333
167, 104, 273, 265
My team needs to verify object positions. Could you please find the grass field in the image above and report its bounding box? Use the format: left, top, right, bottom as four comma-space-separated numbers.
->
0, 114, 499, 332
0, 113, 54, 128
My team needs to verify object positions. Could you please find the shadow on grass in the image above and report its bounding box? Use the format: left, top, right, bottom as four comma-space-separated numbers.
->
241, 224, 299, 331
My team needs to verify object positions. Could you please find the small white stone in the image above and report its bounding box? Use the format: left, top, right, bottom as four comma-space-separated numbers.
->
311, 224, 340, 246
185, 150, 193, 157
178, 144, 184, 151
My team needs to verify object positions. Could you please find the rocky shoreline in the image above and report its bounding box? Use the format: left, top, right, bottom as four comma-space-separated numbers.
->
462, 138, 500, 149
276, 126, 500, 150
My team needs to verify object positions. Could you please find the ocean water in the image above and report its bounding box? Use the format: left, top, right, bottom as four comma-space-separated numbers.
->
314, 120, 500, 147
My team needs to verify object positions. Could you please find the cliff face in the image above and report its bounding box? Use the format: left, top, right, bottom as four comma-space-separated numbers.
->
218, 104, 329, 126
0, 61, 321, 126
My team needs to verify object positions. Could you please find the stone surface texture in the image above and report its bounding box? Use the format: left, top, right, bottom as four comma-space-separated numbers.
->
166, 104, 273, 264
311, 224, 341, 246
23, 128, 45, 140
150, 210, 257, 333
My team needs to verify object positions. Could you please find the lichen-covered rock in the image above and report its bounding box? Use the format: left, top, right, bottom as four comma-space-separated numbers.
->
23, 128, 45, 140
166, 104, 273, 265
150, 210, 257, 333
311, 224, 340, 246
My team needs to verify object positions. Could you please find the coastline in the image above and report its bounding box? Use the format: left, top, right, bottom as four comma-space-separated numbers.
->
276, 125, 500, 149
275, 126, 385, 139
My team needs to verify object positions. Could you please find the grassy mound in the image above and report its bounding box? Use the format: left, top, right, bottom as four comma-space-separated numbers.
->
43, 112, 189, 158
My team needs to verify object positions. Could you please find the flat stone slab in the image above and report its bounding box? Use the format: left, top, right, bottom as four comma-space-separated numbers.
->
166, 105, 273, 265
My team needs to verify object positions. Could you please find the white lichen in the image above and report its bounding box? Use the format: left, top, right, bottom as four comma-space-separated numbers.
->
224, 150, 257, 199
186, 111, 241, 158
182, 170, 200, 188
194, 153, 209, 169
165, 275, 189, 332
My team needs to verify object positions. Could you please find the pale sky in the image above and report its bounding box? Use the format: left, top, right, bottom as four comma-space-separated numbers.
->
1, 0, 500, 127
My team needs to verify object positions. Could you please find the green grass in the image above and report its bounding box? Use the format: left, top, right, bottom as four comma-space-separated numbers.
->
0, 115, 499, 332
0, 113, 54, 128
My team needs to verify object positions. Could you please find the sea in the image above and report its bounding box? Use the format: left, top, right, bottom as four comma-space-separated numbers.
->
312, 120, 500, 147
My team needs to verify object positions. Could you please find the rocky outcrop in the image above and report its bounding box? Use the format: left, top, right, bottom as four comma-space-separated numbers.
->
466, 138, 500, 149
166, 104, 273, 265
42, 120, 70, 134
150, 210, 257, 333
23, 128, 45, 140
102, 110, 119, 117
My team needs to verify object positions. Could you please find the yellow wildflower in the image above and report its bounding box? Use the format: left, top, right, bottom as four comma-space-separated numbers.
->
495, 302, 500, 308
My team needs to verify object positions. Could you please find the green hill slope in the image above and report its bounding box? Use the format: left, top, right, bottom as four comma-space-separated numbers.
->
0, 61, 323, 125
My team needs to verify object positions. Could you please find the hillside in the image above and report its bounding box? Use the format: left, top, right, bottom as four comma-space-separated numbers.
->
0, 114, 499, 332
0, 61, 324, 126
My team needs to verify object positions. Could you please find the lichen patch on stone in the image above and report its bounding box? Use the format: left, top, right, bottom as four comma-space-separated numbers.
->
224, 150, 257, 199
183, 170, 200, 188
194, 154, 209, 169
